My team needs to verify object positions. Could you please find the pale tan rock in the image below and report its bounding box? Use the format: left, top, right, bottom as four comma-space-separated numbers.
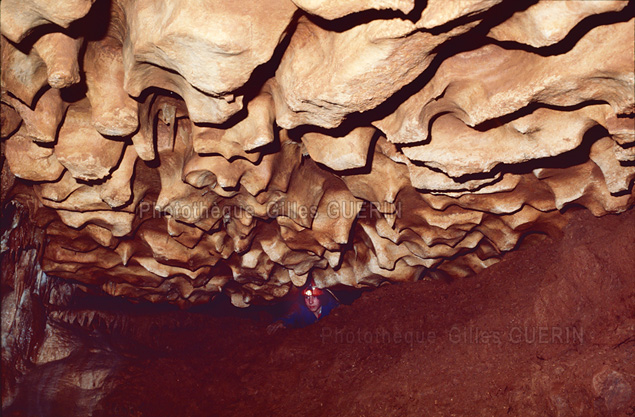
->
44, 240, 123, 269
5, 131, 65, 181
291, 0, 414, 20
56, 210, 135, 237
273, 16, 479, 129
309, 185, 363, 249
276, 216, 327, 257
153, 120, 219, 225
359, 220, 414, 271
132, 93, 188, 161
361, 136, 499, 196
166, 217, 204, 249
4, 88, 67, 143
55, 100, 125, 181
0, 0, 94, 43
34, 171, 84, 203
1, 36, 48, 106
402, 104, 612, 178
121, 0, 296, 124
185, 132, 301, 197
84, 224, 116, 248
39, 183, 124, 213
259, 222, 328, 276
33, 32, 82, 89
477, 206, 557, 253
127, 65, 244, 125
234, 245, 269, 271
302, 127, 376, 171
418, 0, 501, 29
1, 1, 633, 306
271, 158, 331, 229
228, 292, 251, 308
407, 163, 502, 192
376, 19, 635, 145
534, 159, 633, 216
489, 1, 628, 48
435, 250, 499, 278
423, 174, 557, 215
35, 153, 145, 214
606, 115, 635, 146
138, 224, 207, 268
99, 144, 138, 208
341, 138, 410, 204
391, 192, 486, 251
197, 230, 235, 261
114, 241, 136, 267
589, 137, 635, 196
130, 130, 154, 162
1, 102, 22, 139
312, 240, 425, 288
191, 89, 276, 161
84, 6, 139, 137
224, 208, 257, 254
44, 220, 102, 246
435, 173, 521, 201
614, 142, 635, 164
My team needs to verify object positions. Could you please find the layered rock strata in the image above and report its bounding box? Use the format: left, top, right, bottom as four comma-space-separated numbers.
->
1, 0, 634, 307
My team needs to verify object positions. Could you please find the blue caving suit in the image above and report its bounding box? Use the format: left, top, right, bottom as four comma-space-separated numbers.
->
281, 291, 338, 328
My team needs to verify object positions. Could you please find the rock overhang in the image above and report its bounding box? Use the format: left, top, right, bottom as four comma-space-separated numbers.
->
1, 0, 633, 308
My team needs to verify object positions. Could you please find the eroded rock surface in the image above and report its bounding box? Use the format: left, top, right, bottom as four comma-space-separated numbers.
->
1, 1, 634, 310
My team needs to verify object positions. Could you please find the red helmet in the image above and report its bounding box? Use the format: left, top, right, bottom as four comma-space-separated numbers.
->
303, 287, 323, 297
303, 279, 323, 297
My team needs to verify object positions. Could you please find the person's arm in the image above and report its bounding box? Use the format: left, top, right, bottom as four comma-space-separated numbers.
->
320, 292, 340, 317
266, 321, 285, 335
267, 304, 301, 334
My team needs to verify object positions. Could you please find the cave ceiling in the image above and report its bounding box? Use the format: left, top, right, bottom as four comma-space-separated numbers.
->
1, 0, 634, 307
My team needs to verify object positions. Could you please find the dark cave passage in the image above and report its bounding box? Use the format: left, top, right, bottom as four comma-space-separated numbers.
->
3, 208, 634, 417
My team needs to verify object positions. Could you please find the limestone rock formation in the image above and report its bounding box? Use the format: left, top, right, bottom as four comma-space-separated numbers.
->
1, 0, 634, 309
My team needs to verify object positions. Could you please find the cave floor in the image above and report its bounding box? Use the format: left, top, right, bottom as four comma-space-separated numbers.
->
6, 208, 635, 417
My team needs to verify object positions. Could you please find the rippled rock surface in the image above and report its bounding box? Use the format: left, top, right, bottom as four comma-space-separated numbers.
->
1, 0, 633, 310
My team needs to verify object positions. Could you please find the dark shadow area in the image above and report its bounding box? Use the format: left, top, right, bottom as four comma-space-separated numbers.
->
40, 268, 366, 324
65, 209, 635, 416
58, 82, 88, 104
66, 0, 112, 42
304, 1, 428, 33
